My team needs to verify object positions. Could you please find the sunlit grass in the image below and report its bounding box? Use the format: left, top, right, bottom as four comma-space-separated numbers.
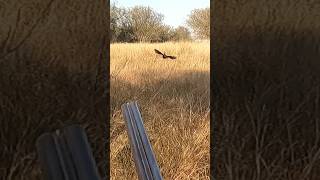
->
110, 41, 210, 179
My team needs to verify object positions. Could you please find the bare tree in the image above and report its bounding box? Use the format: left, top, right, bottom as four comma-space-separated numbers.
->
187, 7, 210, 39
110, 4, 198, 42
110, 2, 120, 42
172, 26, 192, 41
157, 25, 174, 42
110, 3, 134, 42
129, 6, 164, 42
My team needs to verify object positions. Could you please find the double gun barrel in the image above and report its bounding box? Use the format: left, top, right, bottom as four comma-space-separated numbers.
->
36, 101, 162, 180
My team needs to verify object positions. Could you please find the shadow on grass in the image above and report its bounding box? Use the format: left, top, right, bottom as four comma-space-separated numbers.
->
0, 57, 107, 179
110, 69, 210, 179
213, 24, 320, 179
110, 69, 210, 140
111, 69, 210, 113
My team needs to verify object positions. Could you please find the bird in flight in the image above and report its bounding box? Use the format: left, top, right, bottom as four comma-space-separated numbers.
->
154, 49, 176, 60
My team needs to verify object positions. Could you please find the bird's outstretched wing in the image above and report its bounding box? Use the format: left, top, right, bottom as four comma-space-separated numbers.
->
167, 55, 176, 60
154, 49, 163, 55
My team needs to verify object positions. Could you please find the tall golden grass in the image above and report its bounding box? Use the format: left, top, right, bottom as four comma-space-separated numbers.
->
213, 0, 320, 179
0, 0, 107, 179
110, 41, 210, 179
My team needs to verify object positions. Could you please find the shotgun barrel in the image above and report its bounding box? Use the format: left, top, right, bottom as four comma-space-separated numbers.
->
36, 125, 101, 180
121, 101, 163, 180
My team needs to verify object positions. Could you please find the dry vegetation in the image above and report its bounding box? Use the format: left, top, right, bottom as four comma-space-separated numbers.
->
0, 0, 107, 179
110, 41, 210, 179
213, 0, 320, 179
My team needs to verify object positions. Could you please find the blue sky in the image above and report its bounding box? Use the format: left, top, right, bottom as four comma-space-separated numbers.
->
111, 0, 210, 28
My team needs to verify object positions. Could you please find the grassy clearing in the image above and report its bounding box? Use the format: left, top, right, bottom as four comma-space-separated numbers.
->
110, 41, 210, 179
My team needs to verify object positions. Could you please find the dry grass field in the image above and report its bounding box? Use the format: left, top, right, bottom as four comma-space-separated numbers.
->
0, 0, 107, 179
213, 0, 320, 179
110, 41, 210, 179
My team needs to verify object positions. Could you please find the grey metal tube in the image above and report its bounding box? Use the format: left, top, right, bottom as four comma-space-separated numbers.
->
36, 125, 100, 180
121, 101, 163, 180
